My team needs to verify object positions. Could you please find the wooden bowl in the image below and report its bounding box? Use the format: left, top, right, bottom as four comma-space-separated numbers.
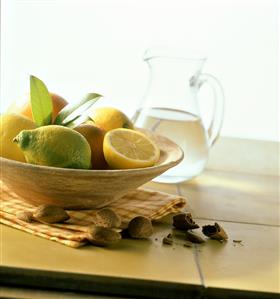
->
0, 130, 183, 209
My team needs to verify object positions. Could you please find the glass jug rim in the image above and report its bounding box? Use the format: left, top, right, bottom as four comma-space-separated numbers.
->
143, 47, 207, 62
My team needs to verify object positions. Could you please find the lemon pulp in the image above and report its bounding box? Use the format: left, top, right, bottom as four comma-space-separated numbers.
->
103, 128, 160, 169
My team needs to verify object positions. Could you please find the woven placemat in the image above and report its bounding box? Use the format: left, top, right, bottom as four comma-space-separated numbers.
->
0, 182, 186, 247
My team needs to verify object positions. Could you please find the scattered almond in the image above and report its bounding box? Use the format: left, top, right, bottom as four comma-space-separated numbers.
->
33, 204, 69, 224
94, 208, 122, 228
173, 212, 199, 230
202, 222, 228, 242
162, 233, 173, 245
87, 226, 121, 246
233, 239, 242, 243
183, 241, 193, 248
185, 231, 205, 244
16, 211, 33, 223
128, 216, 153, 239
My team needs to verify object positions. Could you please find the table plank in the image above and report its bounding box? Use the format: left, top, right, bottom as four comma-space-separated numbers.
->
143, 181, 178, 195
0, 286, 128, 299
193, 220, 280, 294
207, 137, 279, 176
0, 222, 201, 292
179, 170, 280, 226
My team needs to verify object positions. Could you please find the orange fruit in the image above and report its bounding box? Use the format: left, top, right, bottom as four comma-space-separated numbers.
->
19, 93, 68, 123
74, 124, 108, 169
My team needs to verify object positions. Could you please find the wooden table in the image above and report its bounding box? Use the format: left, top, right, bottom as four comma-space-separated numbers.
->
1, 137, 279, 298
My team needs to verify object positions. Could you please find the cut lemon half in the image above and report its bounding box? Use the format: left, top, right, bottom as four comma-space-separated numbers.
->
103, 128, 160, 169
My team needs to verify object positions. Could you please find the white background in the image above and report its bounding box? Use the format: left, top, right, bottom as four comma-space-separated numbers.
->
1, 0, 279, 141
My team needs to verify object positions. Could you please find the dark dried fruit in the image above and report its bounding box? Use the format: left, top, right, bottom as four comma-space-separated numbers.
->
87, 226, 121, 246
173, 213, 199, 230
33, 204, 69, 224
128, 216, 153, 239
185, 231, 205, 244
202, 222, 228, 241
16, 211, 33, 223
94, 208, 122, 228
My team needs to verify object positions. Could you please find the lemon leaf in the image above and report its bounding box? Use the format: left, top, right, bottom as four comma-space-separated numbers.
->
30, 75, 53, 126
63, 115, 91, 128
60, 97, 100, 126
54, 93, 102, 125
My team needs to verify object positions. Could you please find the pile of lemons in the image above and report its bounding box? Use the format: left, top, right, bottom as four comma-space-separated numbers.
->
0, 94, 160, 170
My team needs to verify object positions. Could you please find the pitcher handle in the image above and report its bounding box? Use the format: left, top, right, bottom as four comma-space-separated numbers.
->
197, 73, 225, 146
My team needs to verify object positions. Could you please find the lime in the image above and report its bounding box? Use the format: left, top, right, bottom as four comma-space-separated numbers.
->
14, 125, 91, 169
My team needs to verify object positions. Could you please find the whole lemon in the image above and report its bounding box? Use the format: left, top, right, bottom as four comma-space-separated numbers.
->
89, 107, 134, 132
19, 93, 68, 123
0, 113, 37, 162
74, 124, 108, 169
13, 125, 92, 169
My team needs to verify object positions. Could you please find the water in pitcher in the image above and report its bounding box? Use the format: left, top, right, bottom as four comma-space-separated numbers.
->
133, 107, 210, 183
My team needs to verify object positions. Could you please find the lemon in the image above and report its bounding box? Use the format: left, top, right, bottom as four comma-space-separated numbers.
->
89, 107, 134, 132
0, 113, 37, 162
103, 128, 160, 169
14, 125, 92, 169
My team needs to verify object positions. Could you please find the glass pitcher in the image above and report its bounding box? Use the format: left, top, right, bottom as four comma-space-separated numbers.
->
132, 48, 224, 184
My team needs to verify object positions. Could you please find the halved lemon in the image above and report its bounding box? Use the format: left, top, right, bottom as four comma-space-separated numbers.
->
103, 128, 160, 169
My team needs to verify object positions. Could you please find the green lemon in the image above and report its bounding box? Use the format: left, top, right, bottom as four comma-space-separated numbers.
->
14, 125, 91, 169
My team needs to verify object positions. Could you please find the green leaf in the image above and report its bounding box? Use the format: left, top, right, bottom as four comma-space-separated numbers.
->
54, 93, 102, 125
64, 115, 91, 129
30, 75, 53, 126
60, 97, 100, 126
